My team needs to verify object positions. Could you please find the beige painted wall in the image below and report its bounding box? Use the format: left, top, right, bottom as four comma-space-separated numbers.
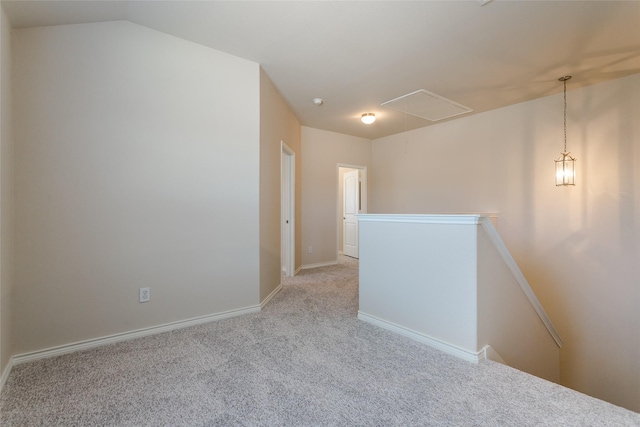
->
259, 68, 301, 300
301, 127, 371, 266
12, 21, 261, 354
371, 74, 640, 412
477, 224, 560, 383
0, 5, 14, 378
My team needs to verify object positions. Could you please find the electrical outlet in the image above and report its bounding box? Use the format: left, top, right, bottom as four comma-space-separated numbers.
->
308, 246, 313, 253
139, 287, 150, 303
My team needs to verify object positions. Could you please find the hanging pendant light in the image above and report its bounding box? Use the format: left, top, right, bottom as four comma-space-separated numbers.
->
555, 76, 576, 186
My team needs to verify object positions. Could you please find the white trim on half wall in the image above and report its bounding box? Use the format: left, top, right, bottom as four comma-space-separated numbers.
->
357, 311, 487, 363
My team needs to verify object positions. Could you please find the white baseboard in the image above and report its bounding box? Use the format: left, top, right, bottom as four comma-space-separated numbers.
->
294, 266, 302, 275
11, 305, 261, 367
301, 260, 338, 270
482, 345, 506, 365
0, 359, 13, 394
357, 311, 486, 364
261, 284, 282, 309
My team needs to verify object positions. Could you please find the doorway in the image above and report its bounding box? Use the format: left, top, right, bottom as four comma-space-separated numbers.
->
337, 165, 367, 259
281, 142, 295, 277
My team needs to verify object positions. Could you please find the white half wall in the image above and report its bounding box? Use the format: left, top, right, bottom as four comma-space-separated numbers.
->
12, 21, 261, 355
358, 215, 479, 353
358, 214, 561, 381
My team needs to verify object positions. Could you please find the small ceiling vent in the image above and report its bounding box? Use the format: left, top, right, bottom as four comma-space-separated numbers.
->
381, 89, 473, 122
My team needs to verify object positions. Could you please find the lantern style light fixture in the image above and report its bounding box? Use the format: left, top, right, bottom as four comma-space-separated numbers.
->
555, 76, 576, 186
361, 113, 376, 124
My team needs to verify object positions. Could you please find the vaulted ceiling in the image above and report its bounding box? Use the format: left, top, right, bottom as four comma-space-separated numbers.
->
3, 1, 639, 139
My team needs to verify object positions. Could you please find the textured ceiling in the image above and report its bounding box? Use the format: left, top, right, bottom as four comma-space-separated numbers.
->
3, 0, 640, 139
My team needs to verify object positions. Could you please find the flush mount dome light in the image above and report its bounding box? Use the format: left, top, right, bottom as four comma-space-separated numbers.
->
361, 113, 376, 124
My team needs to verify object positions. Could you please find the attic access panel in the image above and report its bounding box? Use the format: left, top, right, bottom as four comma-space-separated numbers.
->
381, 89, 473, 122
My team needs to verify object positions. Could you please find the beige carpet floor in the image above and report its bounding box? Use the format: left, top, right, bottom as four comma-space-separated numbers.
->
1, 255, 638, 426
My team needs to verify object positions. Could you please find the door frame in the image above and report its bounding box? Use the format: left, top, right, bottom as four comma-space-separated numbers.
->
281, 142, 295, 277
336, 164, 367, 258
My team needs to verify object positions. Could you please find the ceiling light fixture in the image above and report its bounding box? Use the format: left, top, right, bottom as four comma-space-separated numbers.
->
555, 76, 576, 186
361, 113, 376, 124
313, 98, 324, 106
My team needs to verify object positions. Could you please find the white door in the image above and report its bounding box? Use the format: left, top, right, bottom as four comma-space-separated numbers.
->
281, 143, 294, 276
343, 170, 360, 258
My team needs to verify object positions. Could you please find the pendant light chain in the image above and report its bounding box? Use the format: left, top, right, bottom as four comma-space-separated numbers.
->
563, 78, 567, 153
